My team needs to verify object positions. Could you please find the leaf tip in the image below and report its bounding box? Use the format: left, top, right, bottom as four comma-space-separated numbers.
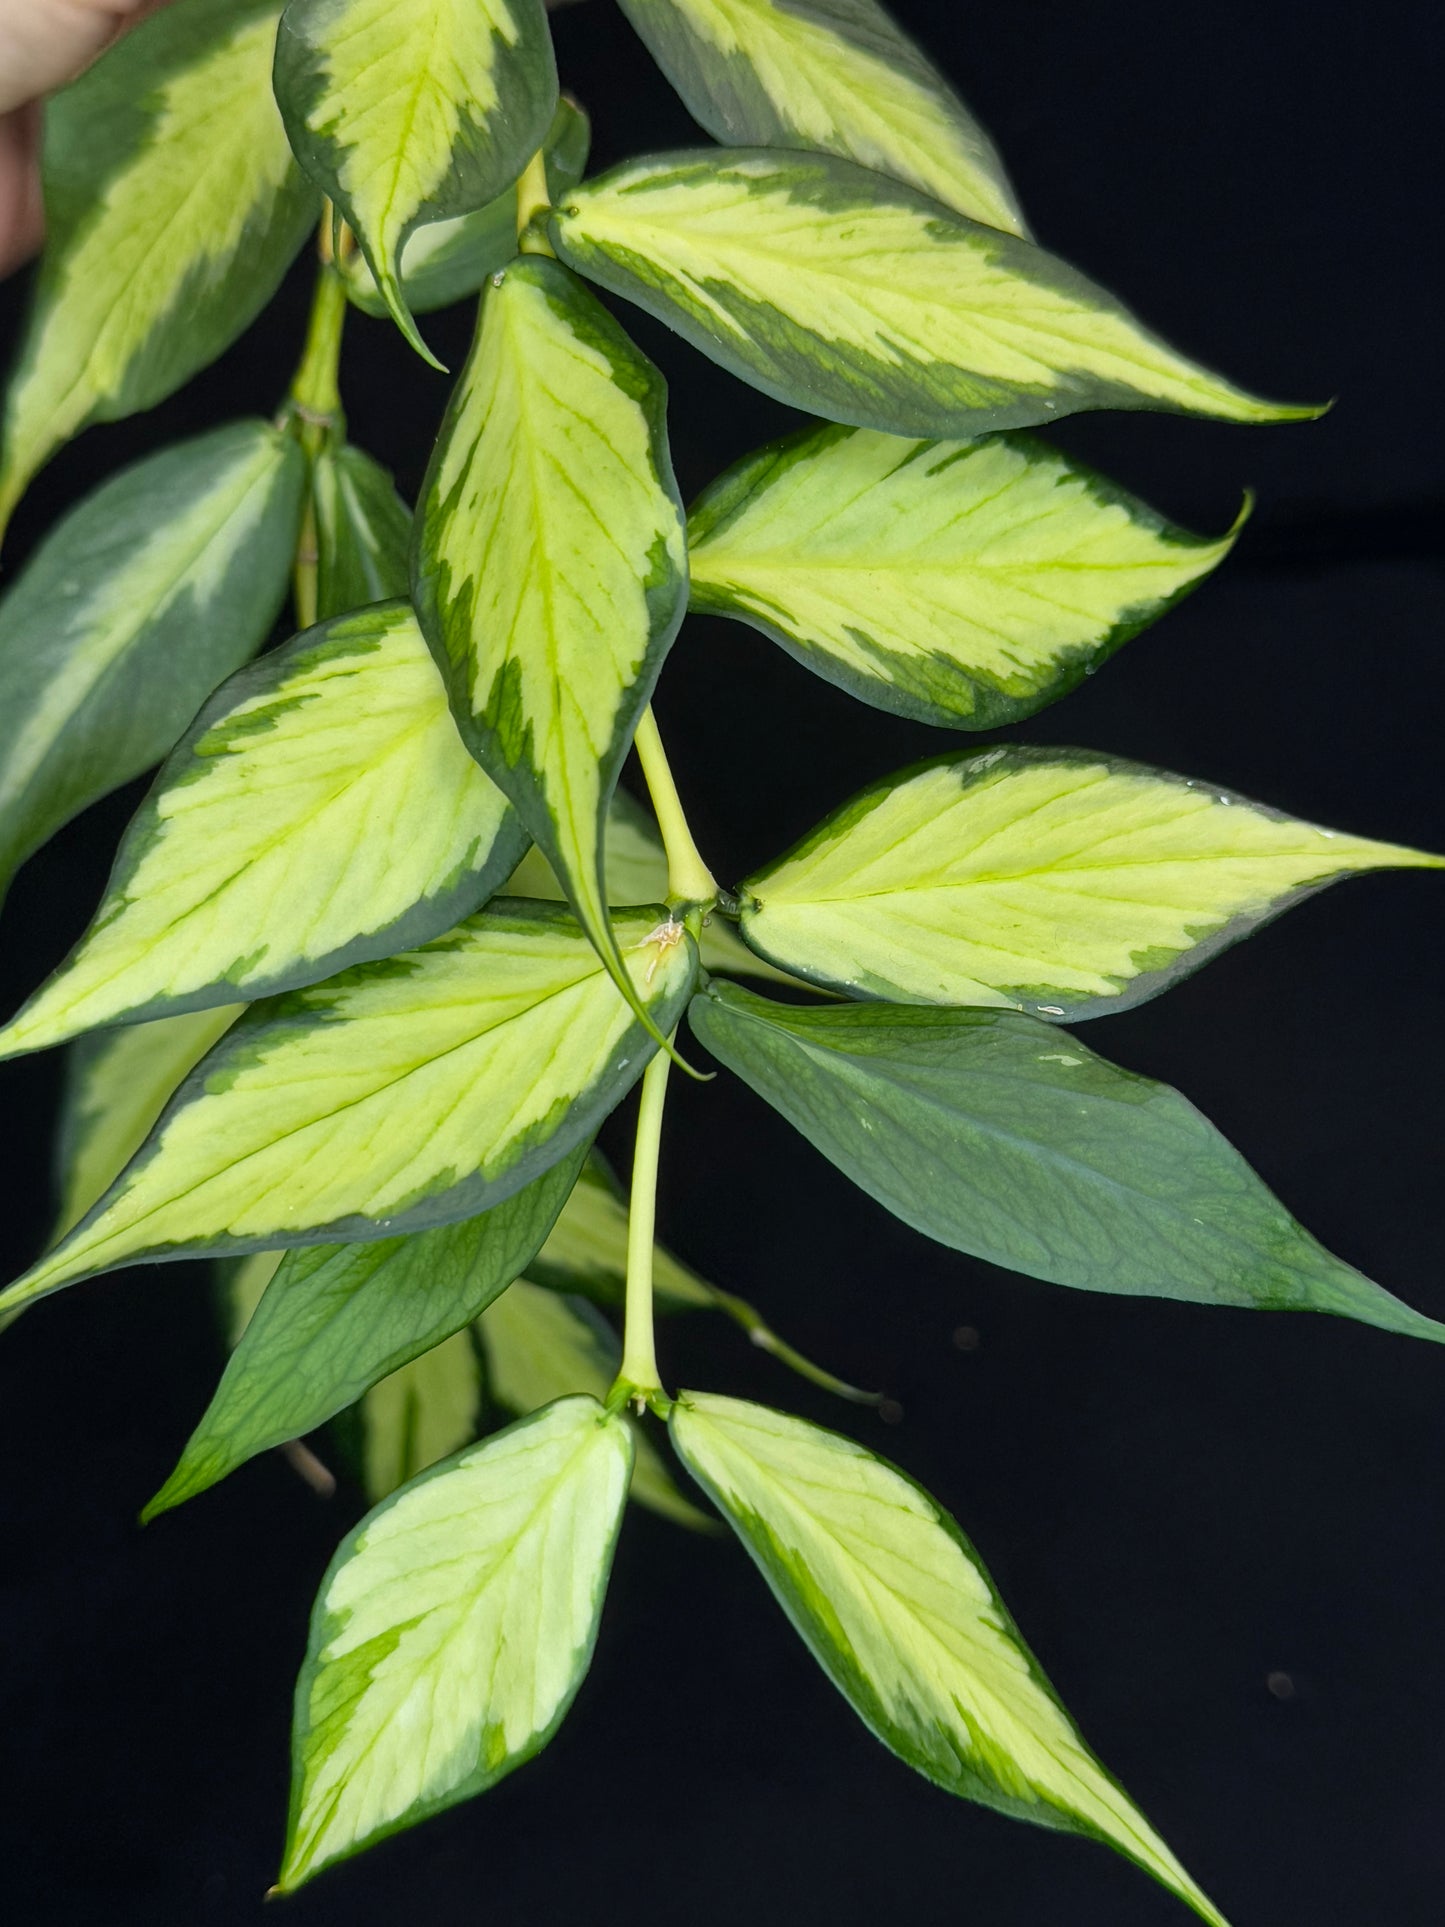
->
377, 264, 448, 373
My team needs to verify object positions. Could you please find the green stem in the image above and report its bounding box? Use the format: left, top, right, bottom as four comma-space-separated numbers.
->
706, 1288, 885, 1406
616, 1044, 674, 1401
634, 707, 718, 907
516, 147, 555, 256
285, 215, 352, 629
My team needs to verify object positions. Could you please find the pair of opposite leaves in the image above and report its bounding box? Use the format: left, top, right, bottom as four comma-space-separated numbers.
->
1, 577, 1437, 1352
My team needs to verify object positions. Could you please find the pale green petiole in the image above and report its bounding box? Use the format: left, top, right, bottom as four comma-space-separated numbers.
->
285, 216, 352, 629
615, 1040, 674, 1406
634, 706, 718, 908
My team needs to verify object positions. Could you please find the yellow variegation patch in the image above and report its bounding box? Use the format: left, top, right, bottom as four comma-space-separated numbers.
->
689, 426, 1241, 727
361, 1331, 484, 1500
0, 0, 316, 528
618, 0, 1024, 230
481, 1280, 709, 1525
416, 256, 688, 1014
552, 152, 1318, 438
281, 1396, 631, 1888
54, 1007, 244, 1240
275, 0, 556, 357
739, 749, 1443, 1015
671, 1393, 1228, 1926
0, 605, 525, 1057
1, 903, 697, 1314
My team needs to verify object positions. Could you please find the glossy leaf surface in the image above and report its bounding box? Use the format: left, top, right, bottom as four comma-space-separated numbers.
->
737, 749, 1442, 1014
0, 0, 316, 526
0, 604, 526, 1056
312, 445, 411, 620
551, 152, 1317, 438
416, 256, 688, 1007
671, 1393, 1226, 1926
688, 983, 1445, 1342
481, 1280, 709, 1525
340, 96, 589, 318
280, 1397, 631, 1887
274, 0, 557, 357
3, 903, 697, 1313
54, 1007, 243, 1239
689, 427, 1239, 728
0, 423, 303, 897
146, 1150, 582, 1516
617, 0, 1023, 231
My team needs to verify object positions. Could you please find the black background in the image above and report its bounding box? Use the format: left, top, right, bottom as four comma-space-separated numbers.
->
2, 2, 1443, 1922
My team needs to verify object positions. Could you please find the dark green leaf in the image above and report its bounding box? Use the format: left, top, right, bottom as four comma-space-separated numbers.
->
688, 981, 1445, 1342
145, 1146, 584, 1517
313, 445, 411, 619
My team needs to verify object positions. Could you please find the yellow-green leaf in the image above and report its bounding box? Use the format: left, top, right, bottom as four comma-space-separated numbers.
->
671, 1393, 1227, 1926
1, 902, 697, 1316
551, 152, 1319, 439
617, 0, 1023, 231
274, 0, 557, 360
689, 425, 1242, 728
54, 1007, 244, 1239
527, 1152, 712, 1312
505, 785, 795, 987
312, 445, 411, 620
481, 1280, 710, 1526
738, 748, 1444, 1016
340, 96, 590, 319
0, 604, 527, 1058
280, 1396, 631, 1888
359, 1333, 484, 1500
415, 256, 688, 1019
0, 0, 318, 531
0, 422, 304, 898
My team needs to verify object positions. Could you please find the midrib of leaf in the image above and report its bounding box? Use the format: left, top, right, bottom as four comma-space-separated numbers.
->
0, 441, 279, 815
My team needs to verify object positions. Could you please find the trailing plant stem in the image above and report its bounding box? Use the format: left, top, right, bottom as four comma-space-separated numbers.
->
616, 1042, 673, 1403
287, 218, 352, 628
635, 707, 717, 907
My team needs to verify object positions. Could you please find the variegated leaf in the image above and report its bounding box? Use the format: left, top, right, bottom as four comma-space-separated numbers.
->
550, 152, 1318, 438
526, 1151, 712, 1311
415, 256, 688, 1016
359, 1332, 484, 1499
312, 445, 411, 620
481, 1279, 709, 1525
0, 0, 317, 530
1, 902, 697, 1315
340, 96, 590, 318
617, 0, 1023, 231
688, 982, 1445, 1344
279, 1397, 631, 1887
0, 422, 303, 899
689, 426, 1241, 728
506, 786, 794, 986
146, 1150, 582, 1516
54, 1007, 244, 1240
274, 0, 557, 360
737, 749, 1443, 1015
671, 1393, 1227, 1927
0, 604, 527, 1057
